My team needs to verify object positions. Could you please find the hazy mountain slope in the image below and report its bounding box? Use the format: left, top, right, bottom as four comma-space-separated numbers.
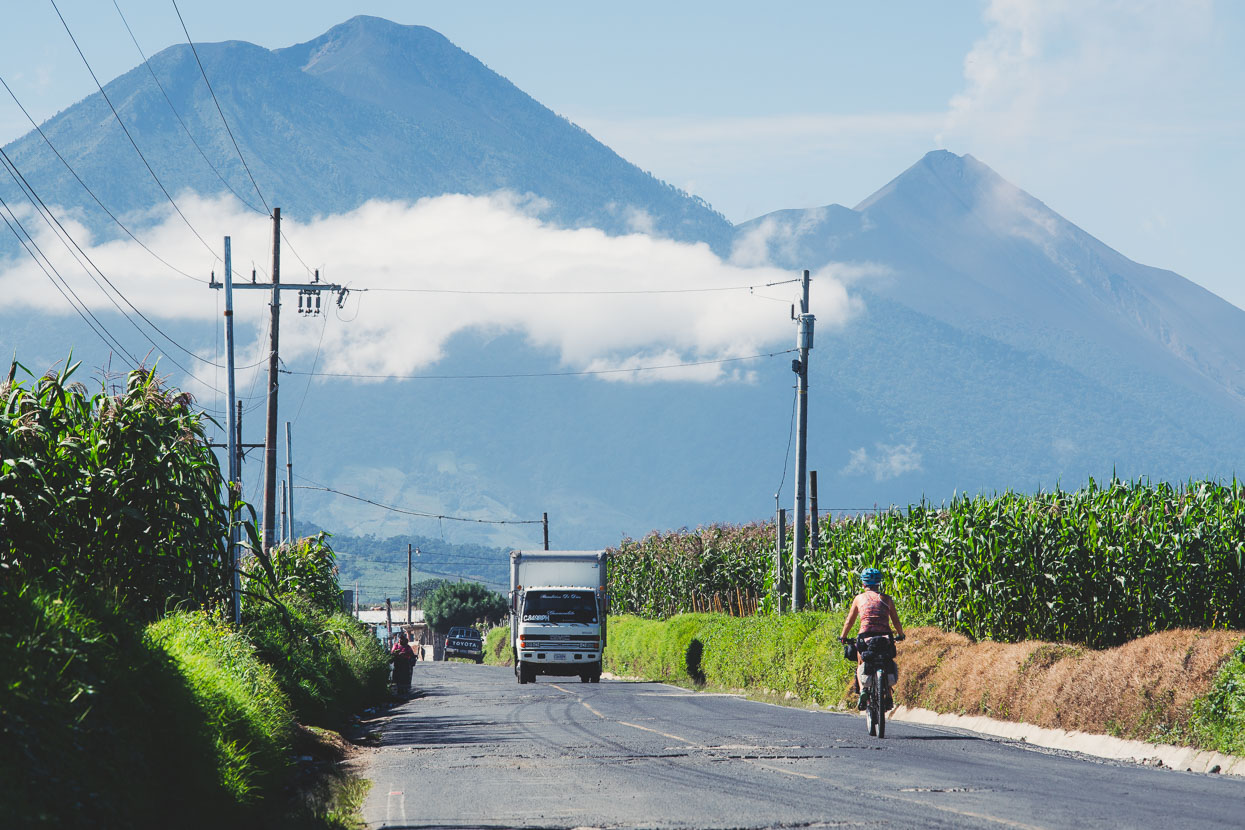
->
738, 151, 1245, 498
1, 16, 732, 248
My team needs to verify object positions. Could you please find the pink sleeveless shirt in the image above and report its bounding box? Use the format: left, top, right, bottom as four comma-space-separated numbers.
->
856, 590, 893, 635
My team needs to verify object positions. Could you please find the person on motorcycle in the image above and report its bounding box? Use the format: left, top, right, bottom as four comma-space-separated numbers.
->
839, 567, 905, 709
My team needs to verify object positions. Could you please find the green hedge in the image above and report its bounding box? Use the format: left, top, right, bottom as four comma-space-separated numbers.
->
483, 626, 513, 666
605, 612, 855, 706
1186, 640, 1245, 756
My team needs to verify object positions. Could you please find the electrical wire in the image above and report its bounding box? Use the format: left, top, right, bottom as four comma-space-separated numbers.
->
167, 0, 268, 216
290, 311, 328, 426
167, 0, 317, 280
0, 72, 204, 283
774, 384, 798, 501
279, 348, 798, 382
357, 277, 802, 296
112, 0, 265, 215
0, 146, 229, 383
292, 476, 543, 525
49, 0, 221, 265
0, 192, 138, 366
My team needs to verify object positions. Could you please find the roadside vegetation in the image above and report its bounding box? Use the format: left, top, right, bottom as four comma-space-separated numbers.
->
1, 360, 388, 828
611, 477, 1245, 648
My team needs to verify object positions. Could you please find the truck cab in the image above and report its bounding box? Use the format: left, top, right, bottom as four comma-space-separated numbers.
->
510, 551, 607, 684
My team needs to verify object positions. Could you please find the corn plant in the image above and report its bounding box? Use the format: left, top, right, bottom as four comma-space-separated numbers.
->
608, 478, 1245, 648
1, 359, 231, 617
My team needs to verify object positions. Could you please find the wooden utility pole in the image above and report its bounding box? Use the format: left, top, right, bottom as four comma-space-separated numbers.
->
542, 512, 549, 550
223, 237, 241, 624
792, 269, 814, 611
261, 208, 282, 551
208, 209, 344, 554
407, 543, 413, 624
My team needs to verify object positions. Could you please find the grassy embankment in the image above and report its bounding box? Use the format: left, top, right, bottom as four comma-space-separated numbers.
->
1, 362, 389, 827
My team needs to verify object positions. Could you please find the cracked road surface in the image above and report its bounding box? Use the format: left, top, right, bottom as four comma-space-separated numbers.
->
359, 663, 1243, 829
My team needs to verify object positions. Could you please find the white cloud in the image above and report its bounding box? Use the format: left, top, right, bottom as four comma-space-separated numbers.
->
942, 0, 1218, 148
0, 191, 858, 388
842, 442, 923, 482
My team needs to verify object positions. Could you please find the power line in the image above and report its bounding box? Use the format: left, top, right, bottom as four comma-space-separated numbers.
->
0, 146, 228, 384
356, 277, 801, 296
166, 0, 317, 280
775, 384, 798, 501
293, 476, 543, 525
280, 348, 798, 382
167, 0, 269, 216
290, 311, 328, 425
0, 72, 204, 283
112, 0, 265, 215
49, 0, 220, 265
0, 192, 138, 366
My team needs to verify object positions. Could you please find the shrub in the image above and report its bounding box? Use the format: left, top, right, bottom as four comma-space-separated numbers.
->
604, 612, 854, 705
484, 625, 513, 666
424, 582, 508, 632
260, 533, 343, 613
244, 593, 388, 728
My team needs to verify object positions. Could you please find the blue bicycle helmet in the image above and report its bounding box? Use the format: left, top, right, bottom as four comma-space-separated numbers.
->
860, 567, 883, 587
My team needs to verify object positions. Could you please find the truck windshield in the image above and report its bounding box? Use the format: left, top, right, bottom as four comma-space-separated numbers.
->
522, 590, 598, 624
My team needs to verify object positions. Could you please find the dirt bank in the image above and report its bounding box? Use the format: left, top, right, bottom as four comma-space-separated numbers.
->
894, 627, 1242, 741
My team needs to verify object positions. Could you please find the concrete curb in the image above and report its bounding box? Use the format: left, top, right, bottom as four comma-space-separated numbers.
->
889, 705, 1245, 776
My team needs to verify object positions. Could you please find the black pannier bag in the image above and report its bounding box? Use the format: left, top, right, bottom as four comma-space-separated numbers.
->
858, 635, 896, 662
842, 639, 858, 660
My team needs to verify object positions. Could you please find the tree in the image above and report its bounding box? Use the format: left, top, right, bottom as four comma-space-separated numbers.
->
410, 578, 451, 608
423, 582, 508, 632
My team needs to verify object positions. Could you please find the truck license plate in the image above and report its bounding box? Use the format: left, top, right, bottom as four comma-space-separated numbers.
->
553, 653, 567, 661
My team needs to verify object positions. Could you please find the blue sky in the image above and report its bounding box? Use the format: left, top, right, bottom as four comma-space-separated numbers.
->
2, 0, 1242, 308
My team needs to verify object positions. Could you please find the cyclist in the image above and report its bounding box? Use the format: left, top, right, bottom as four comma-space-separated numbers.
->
839, 567, 905, 709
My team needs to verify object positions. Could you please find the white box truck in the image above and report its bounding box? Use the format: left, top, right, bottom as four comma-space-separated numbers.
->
509, 550, 607, 684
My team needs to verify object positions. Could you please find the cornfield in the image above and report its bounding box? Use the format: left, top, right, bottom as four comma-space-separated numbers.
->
1, 360, 231, 617
608, 478, 1245, 648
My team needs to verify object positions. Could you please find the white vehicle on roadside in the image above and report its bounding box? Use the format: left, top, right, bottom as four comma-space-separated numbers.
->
509, 550, 607, 684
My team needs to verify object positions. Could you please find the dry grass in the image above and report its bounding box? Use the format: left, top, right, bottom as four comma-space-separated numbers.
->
894, 626, 1243, 741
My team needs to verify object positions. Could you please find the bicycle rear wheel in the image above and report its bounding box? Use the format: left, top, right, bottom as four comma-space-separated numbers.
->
874, 668, 887, 738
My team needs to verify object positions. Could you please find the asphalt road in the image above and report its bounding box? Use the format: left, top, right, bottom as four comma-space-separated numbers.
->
360, 662, 1245, 829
